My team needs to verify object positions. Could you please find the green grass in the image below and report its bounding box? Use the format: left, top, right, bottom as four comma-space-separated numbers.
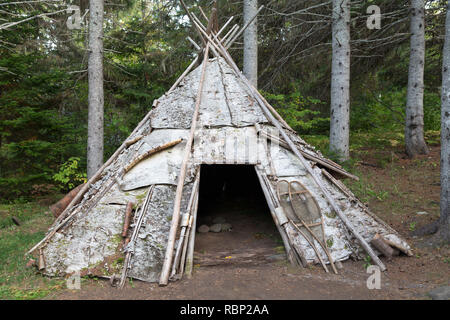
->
0, 199, 64, 299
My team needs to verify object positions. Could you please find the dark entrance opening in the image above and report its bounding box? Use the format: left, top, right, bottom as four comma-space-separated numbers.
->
194, 164, 283, 265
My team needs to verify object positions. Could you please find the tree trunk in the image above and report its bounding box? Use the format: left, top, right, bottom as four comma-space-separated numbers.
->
243, 0, 258, 88
405, 0, 429, 158
330, 0, 351, 161
439, 0, 450, 241
87, 0, 104, 179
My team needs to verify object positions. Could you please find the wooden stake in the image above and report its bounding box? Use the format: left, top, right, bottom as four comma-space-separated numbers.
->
170, 171, 200, 280
38, 249, 45, 270
222, 24, 238, 44
184, 171, 201, 279
121, 202, 134, 238
179, 215, 194, 278
119, 186, 154, 289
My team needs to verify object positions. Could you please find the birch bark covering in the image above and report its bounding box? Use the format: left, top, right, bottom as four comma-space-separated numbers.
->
330, 0, 351, 161
243, 0, 258, 88
87, 0, 104, 178
32, 58, 412, 281
405, 0, 429, 158
440, 0, 450, 237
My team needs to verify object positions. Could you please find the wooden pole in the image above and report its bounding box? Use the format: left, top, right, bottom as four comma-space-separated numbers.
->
184, 171, 201, 279
121, 202, 134, 238
159, 18, 213, 286
370, 233, 398, 260
179, 0, 208, 47
169, 55, 201, 93
222, 24, 238, 44
119, 186, 154, 289
170, 171, 200, 279
179, 215, 194, 278
49, 183, 86, 218
226, 5, 264, 49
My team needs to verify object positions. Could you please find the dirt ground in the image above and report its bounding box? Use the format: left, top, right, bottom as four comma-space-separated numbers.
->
47, 146, 449, 300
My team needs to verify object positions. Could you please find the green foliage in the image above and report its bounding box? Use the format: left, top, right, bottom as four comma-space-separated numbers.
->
262, 90, 329, 134
0, 201, 63, 299
363, 255, 372, 270
0, 52, 84, 201
52, 157, 86, 191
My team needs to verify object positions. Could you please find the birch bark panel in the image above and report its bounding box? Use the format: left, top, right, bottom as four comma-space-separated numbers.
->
220, 59, 267, 126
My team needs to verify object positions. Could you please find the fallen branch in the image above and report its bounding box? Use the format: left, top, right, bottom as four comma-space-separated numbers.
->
123, 138, 183, 174
371, 233, 398, 260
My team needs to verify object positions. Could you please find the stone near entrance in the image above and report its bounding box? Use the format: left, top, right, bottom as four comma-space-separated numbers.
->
210, 224, 222, 233
221, 223, 232, 232
198, 225, 210, 233
427, 286, 450, 300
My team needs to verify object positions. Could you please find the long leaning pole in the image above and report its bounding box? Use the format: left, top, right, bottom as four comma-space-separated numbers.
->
198, 25, 387, 272
159, 19, 214, 287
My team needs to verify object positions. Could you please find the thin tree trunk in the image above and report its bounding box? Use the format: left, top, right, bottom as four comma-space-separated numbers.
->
243, 0, 258, 88
439, 0, 450, 241
87, 0, 104, 179
330, 0, 351, 161
405, 0, 429, 158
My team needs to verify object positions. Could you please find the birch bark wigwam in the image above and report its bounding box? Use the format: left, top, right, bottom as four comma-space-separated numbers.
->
330, 0, 351, 162
243, 0, 258, 88
405, 0, 429, 158
87, 0, 105, 179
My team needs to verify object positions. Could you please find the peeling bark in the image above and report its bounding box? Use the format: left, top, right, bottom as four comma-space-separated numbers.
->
243, 0, 258, 88
405, 0, 429, 158
87, 0, 104, 178
330, 0, 351, 161
439, 0, 450, 241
